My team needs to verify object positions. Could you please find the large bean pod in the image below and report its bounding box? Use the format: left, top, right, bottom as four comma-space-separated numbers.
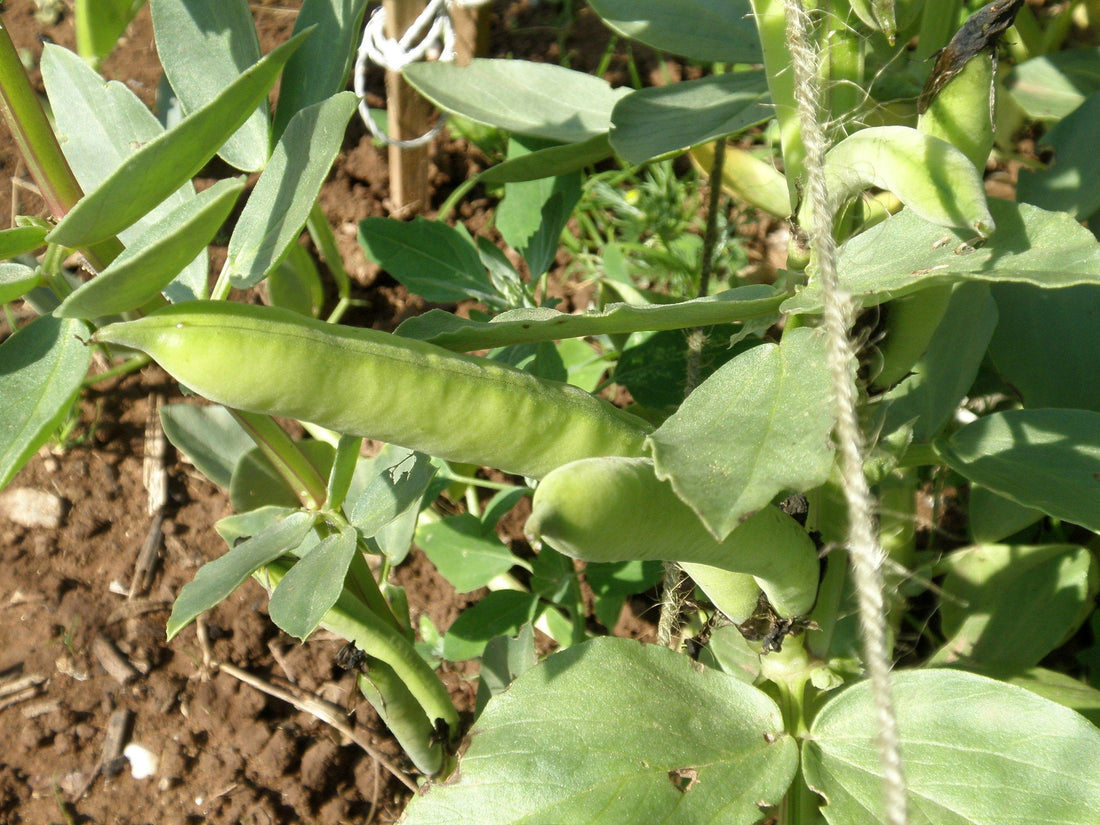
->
93, 302, 652, 479
527, 456, 820, 618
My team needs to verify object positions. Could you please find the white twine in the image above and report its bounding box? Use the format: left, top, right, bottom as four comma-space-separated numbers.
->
354, 0, 456, 148
782, 2, 910, 824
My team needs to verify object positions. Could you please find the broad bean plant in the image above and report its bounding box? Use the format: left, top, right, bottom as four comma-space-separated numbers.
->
3, 0, 1100, 822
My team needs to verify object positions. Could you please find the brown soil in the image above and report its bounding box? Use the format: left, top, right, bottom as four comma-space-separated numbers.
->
0, 3, 663, 823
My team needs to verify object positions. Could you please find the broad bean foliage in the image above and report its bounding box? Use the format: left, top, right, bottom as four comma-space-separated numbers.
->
2, 0, 1100, 822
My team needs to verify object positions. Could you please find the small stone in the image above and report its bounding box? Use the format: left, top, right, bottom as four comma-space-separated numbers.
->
0, 488, 65, 529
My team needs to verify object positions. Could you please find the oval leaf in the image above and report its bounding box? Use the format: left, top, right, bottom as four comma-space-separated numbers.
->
404, 637, 798, 825
272, 0, 368, 140
151, 0, 269, 172
937, 408, 1100, 532
988, 283, 1100, 413
934, 543, 1097, 669
225, 92, 358, 288
649, 326, 836, 541
588, 0, 762, 63
166, 510, 316, 639
804, 669, 1100, 824
783, 199, 1100, 314
0, 315, 91, 490
0, 262, 40, 304
41, 43, 206, 300
47, 32, 306, 249
160, 403, 254, 490
611, 72, 771, 165
358, 216, 499, 306
57, 177, 244, 318
0, 226, 48, 260
415, 514, 527, 594
404, 59, 629, 143
268, 524, 359, 640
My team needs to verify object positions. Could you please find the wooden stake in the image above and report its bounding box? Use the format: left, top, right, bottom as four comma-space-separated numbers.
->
384, 0, 435, 215
450, 2, 491, 66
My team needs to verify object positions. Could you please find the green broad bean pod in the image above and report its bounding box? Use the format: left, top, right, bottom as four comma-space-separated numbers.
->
527, 456, 820, 618
93, 302, 652, 480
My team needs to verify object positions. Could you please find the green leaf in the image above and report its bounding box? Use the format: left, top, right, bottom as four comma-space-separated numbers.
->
474, 623, 537, 715
214, 505, 296, 547
358, 217, 500, 306
75, 0, 146, 64
1007, 47, 1100, 120
0, 263, 39, 304
349, 446, 437, 565
267, 242, 324, 317
47, 32, 306, 248
783, 199, 1100, 314
268, 524, 359, 640
880, 282, 998, 441
586, 560, 664, 630
272, 0, 368, 140
804, 669, 1100, 824
416, 513, 528, 593
0, 226, 47, 260
1017, 92, 1100, 220
479, 134, 613, 185
649, 326, 835, 541
403, 637, 797, 825
988, 283, 1100, 413
821, 125, 993, 235
150, 0, 268, 172
395, 285, 783, 351
588, 0, 762, 63
1004, 667, 1100, 728
159, 403, 254, 490
0, 315, 91, 490
166, 510, 316, 639
229, 440, 335, 512
225, 92, 357, 288
57, 177, 244, 318
615, 325, 755, 409
558, 337, 606, 393
937, 409, 1100, 532
442, 590, 540, 661
40, 44, 205, 300
404, 59, 629, 143
529, 544, 579, 603
968, 483, 1043, 544
697, 625, 764, 685
933, 544, 1097, 670
497, 138, 582, 277
610, 72, 771, 165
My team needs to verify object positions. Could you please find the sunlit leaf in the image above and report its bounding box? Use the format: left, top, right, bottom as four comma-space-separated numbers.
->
0, 316, 91, 490
649, 326, 835, 540
404, 638, 797, 825
805, 669, 1100, 824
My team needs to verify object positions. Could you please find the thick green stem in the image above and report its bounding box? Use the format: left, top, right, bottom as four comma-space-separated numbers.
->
230, 409, 328, 510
